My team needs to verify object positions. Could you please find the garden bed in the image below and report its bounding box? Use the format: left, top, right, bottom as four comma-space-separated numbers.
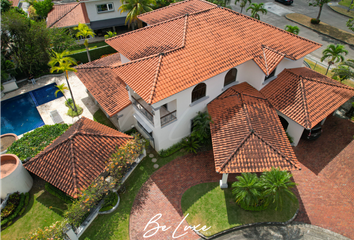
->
181, 182, 299, 237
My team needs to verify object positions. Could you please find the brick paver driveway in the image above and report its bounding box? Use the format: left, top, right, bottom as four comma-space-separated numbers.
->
130, 115, 354, 240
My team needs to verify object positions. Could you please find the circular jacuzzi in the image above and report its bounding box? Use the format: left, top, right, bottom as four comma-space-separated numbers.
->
0, 133, 18, 154
1, 154, 33, 199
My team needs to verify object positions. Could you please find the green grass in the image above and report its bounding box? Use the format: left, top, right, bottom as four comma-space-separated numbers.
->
181, 182, 299, 237
1, 177, 68, 240
331, 6, 354, 18
304, 58, 354, 88
79, 150, 188, 240
93, 109, 117, 130
339, 0, 354, 8
68, 41, 108, 55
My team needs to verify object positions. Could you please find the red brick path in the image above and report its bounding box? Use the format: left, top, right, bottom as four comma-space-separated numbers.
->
130, 115, 354, 240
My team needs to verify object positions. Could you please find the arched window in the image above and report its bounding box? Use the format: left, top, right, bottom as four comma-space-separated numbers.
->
224, 68, 237, 87
191, 83, 206, 103
279, 115, 289, 131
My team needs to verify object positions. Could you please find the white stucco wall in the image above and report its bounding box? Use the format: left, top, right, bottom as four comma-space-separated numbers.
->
277, 111, 304, 147
120, 54, 130, 64
84, 0, 127, 22
117, 104, 135, 132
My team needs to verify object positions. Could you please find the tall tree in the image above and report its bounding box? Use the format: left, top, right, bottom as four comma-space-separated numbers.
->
308, 0, 331, 22
119, 0, 155, 29
321, 44, 348, 75
1, 0, 12, 13
332, 59, 354, 81
74, 23, 95, 62
48, 50, 78, 112
234, 0, 251, 14
285, 25, 300, 35
261, 168, 297, 211
49, 27, 77, 53
33, 0, 54, 19
246, 3, 267, 20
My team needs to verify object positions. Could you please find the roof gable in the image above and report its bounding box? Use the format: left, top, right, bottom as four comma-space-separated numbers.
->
261, 67, 354, 129
208, 83, 300, 173
47, 3, 89, 28
24, 117, 132, 198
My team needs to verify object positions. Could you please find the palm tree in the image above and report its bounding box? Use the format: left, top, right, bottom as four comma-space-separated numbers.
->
332, 59, 354, 81
74, 23, 95, 62
231, 173, 263, 208
321, 44, 348, 76
48, 50, 78, 112
246, 3, 267, 20
104, 31, 117, 39
119, 0, 155, 29
235, 0, 251, 14
260, 168, 297, 211
55, 83, 69, 98
285, 25, 300, 35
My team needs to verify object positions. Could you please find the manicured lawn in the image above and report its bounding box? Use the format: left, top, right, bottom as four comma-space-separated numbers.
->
1, 177, 68, 240
304, 59, 354, 88
339, 0, 354, 8
181, 182, 299, 237
68, 41, 108, 54
331, 6, 354, 18
80, 150, 188, 240
93, 109, 117, 130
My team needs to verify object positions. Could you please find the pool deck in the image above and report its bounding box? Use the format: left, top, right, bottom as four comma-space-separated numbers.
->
1, 72, 99, 126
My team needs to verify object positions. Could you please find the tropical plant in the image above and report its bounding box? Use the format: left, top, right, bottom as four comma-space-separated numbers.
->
119, 0, 155, 29
332, 59, 354, 81
321, 44, 348, 75
285, 25, 299, 35
28, 5, 38, 19
231, 173, 264, 209
347, 18, 354, 32
55, 83, 68, 99
104, 31, 117, 39
67, 104, 83, 117
65, 98, 73, 107
234, 0, 251, 14
191, 111, 213, 144
48, 50, 78, 112
261, 167, 297, 211
153, 0, 174, 9
308, 0, 331, 22
181, 136, 200, 153
246, 3, 267, 20
74, 23, 95, 62
33, 0, 53, 18
1, 0, 12, 13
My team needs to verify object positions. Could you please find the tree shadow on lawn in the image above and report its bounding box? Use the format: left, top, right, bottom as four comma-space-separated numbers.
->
293, 115, 354, 175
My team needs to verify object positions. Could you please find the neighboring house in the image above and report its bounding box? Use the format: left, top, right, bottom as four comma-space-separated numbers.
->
24, 117, 132, 198
74, 0, 354, 183
46, 0, 127, 35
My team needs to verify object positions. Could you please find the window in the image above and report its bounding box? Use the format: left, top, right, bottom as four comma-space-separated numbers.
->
265, 68, 276, 81
278, 116, 289, 131
97, 3, 114, 13
224, 68, 237, 87
191, 83, 206, 103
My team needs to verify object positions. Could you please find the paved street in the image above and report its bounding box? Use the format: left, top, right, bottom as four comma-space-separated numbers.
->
230, 0, 354, 61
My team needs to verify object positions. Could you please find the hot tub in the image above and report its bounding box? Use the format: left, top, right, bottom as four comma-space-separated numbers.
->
0, 154, 33, 199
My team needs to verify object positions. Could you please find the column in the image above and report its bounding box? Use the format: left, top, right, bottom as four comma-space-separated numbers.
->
219, 173, 229, 189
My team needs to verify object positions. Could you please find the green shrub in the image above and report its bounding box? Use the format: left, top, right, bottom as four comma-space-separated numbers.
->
159, 139, 184, 157
99, 191, 118, 212
65, 98, 73, 107
67, 45, 117, 64
1, 192, 21, 218
45, 182, 74, 204
1, 193, 26, 227
310, 18, 320, 24
67, 104, 83, 117
7, 124, 70, 160
181, 136, 200, 154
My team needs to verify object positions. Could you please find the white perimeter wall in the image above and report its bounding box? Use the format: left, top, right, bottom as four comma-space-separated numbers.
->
117, 105, 135, 132
85, 0, 127, 22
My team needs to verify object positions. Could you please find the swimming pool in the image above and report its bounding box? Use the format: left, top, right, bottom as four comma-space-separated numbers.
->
1, 83, 64, 136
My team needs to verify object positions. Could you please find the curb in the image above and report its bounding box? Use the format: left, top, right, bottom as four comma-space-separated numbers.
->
285, 14, 354, 47
98, 192, 120, 215
193, 208, 299, 239
327, 3, 353, 18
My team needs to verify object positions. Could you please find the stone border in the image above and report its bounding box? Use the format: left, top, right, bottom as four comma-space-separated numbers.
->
285, 14, 354, 47
98, 192, 120, 215
192, 208, 299, 239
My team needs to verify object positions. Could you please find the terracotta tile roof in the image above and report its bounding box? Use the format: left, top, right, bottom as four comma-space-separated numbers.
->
47, 3, 90, 28
261, 67, 354, 129
11, 0, 19, 7
138, 0, 216, 25
253, 46, 285, 75
24, 117, 132, 198
107, 3, 321, 105
75, 53, 131, 117
208, 82, 300, 174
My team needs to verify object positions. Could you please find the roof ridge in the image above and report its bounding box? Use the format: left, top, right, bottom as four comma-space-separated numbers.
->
242, 92, 267, 100
240, 93, 253, 130
70, 137, 79, 198
299, 76, 311, 129
262, 47, 269, 76
48, 2, 80, 28
182, 14, 188, 47
218, 130, 253, 172
138, 0, 216, 18
77, 131, 133, 139
148, 54, 163, 104
300, 74, 354, 91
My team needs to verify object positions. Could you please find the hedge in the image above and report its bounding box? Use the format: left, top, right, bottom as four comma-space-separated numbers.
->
68, 45, 117, 64
7, 124, 70, 161
1, 192, 29, 227
45, 182, 74, 204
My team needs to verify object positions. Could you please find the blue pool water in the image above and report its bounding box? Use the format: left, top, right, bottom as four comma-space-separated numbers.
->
1, 83, 64, 136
